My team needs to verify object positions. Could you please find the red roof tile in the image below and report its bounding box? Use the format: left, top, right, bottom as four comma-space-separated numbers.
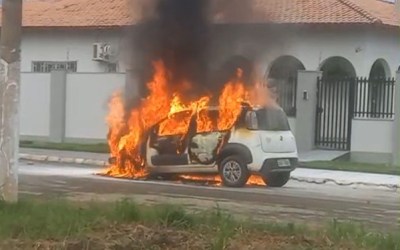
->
0, 0, 398, 28
1, 0, 134, 27
348, 0, 400, 26
212, 0, 399, 26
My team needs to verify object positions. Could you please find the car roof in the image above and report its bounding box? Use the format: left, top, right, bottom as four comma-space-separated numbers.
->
168, 103, 268, 116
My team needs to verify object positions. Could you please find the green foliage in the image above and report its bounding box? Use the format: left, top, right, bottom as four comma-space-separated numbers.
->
0, 199, 398, 250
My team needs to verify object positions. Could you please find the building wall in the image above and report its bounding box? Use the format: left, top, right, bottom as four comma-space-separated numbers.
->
65, 73, 125, 140
210, 26, 400, 79
288, 117, 296, 135
351, 119, 394, 153
20, 26, 400, 79
21, 29, 128, 73
20, 72, 126, 142
20, 73, 51, 138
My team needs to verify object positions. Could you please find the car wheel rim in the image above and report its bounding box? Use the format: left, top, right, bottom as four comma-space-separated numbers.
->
223, 160, 242, 183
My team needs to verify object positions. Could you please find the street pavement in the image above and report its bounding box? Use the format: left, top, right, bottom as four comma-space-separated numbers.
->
19, 148, 400, 189
18, 161, 400, 231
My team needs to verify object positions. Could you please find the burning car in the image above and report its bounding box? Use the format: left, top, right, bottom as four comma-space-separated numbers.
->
108, 102, 298, 188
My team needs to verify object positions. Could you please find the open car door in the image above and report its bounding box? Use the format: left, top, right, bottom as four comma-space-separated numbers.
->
188, 109, 229, 165
148, 110, 194, 166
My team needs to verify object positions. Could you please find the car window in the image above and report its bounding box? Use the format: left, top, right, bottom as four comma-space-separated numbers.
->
247, 107, 291, 131
158, 111, 192, 136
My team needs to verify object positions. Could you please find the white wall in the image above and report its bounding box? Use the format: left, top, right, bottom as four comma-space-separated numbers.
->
351, 119, 394, 153
21, 29, 128, 73
65, 73, 125, 140
284, 28, 399, 77
211, 26, 400, 79
21, 26, 400, 79
20, 73, 51, 137
364, 29, 400, 77
288, 117, 296, 135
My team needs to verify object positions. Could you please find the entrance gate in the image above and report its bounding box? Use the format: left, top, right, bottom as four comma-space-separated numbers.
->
315, 77, 355, 151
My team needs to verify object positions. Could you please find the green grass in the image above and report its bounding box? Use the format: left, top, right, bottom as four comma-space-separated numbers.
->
301, 161, 400, 175
0, 198, 398, 250
20, 140, 109, 153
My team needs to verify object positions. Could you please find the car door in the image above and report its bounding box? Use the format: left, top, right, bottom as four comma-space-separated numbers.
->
188, 109, 229, 165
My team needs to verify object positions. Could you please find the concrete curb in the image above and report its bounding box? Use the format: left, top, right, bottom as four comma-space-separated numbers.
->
19, 153, 107, 167
290, 176, 399, 190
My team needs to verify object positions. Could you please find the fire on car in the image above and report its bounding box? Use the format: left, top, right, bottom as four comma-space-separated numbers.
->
103, 62, 298, 187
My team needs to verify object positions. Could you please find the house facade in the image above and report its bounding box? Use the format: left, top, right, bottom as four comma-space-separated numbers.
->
1, 0, 399, 163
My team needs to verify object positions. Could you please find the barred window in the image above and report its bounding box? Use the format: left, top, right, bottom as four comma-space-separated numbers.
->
32, 61, 77, 73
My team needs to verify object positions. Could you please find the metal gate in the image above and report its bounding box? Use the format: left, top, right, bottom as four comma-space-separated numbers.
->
315, 77, 355, 150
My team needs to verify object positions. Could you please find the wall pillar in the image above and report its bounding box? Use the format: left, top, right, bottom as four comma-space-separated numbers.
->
393, 71, 400, 166
295, 70, 322, 153
49, 70, 66, 143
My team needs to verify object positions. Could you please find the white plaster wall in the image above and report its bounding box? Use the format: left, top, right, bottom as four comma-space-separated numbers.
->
288, 117, 296, 136
363, 30, 400, 77
351, 119, 394, 153
65, 73, 125, 140
285, 28, 400, 77
20, 73, 51, 137
211, 26, 400, 79
21, 29, 128, 73
20, 26, 400, 79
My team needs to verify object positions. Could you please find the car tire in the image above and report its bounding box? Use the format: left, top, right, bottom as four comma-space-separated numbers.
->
219, 155, 250, 187
263, 172, 291, 187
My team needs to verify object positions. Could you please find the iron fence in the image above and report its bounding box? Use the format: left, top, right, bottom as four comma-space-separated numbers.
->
315, 77, 354, 150
314, 76, 396, 151
354, 77, 396, 119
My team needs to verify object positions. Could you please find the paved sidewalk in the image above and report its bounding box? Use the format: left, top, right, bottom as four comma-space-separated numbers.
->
299, 150, 348, 162
19, 148, 108, 166
18, 148, 400, 189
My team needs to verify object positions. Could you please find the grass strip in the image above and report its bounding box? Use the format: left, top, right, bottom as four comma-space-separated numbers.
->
0, 198, 398, 250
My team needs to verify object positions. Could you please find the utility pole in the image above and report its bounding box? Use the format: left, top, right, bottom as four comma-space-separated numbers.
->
0, 0, 23, 202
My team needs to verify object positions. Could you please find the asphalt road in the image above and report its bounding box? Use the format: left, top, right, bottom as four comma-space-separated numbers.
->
18, 161, 400, 231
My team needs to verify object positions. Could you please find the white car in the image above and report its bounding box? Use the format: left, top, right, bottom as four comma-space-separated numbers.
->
112, 103, 298, 187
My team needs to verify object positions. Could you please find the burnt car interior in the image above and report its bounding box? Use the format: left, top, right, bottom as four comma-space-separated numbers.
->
149, 109, 231, 167
149, 111, 194, 166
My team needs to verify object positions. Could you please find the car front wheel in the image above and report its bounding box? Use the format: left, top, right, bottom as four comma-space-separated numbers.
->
219, 156, 250, 187
262, 172, 291, 187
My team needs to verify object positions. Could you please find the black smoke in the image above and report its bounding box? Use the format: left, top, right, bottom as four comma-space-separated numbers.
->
128, 0, 212, 106
126, 0, 262, 112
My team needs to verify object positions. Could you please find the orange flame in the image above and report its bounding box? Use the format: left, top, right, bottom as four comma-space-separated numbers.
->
106, 91, 126, 158
218, 69, 247, 131
178, 174, 265, 186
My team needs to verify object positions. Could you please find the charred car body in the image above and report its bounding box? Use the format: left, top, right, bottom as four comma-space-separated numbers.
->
109, 103, 298, 187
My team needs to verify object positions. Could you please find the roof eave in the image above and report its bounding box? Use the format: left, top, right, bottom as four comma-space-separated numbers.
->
0, 22, 397, 30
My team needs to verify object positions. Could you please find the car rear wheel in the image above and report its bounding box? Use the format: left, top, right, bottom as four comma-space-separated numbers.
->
219, 156, 249, 187
263, 172, 290, 187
